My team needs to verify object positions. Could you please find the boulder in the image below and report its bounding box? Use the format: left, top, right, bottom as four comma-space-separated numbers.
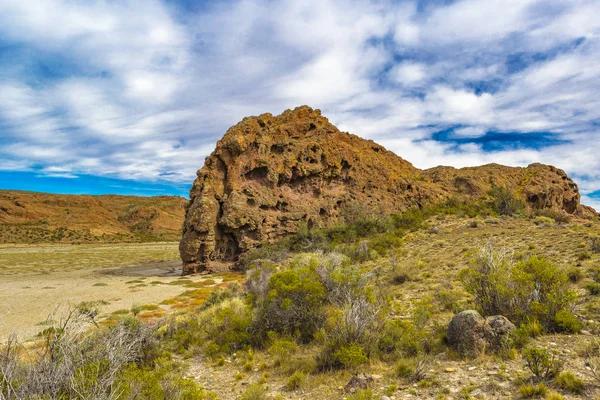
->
446, 310, 515, 356
344, 372, 373, 393
180, 105, 594, 274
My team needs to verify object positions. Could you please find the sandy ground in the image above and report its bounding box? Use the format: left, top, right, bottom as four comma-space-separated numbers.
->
0, 243, 207, 341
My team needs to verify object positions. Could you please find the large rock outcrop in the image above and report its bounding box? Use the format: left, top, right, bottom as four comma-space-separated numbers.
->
180, 106, 592, 274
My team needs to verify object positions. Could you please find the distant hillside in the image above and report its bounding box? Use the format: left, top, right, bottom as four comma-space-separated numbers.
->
0, 190, 187, 244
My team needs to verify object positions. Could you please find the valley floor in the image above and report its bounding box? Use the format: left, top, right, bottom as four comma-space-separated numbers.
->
0, 242, 206, 341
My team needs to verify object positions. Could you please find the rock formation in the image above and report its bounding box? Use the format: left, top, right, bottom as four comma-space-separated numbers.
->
446, 310, 515, 356
180, 106, 593, 274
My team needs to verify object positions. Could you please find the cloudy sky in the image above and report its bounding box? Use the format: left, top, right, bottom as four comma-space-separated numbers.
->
0, 0, 599, 209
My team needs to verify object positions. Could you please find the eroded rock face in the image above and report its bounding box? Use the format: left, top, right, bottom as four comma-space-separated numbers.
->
446, 310, 515, 356
180, 106, 592, 274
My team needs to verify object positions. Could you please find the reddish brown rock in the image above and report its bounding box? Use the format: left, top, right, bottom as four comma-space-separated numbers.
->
180, 106, 592, 274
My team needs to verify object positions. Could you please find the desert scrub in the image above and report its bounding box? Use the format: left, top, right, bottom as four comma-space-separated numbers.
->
584, 282, 600, 295
488, 186, 525, 216
377, 319, 423, 357
554, 371, 584, 393
239, 383, 267, 400
286, 370, 306, 391
460, 243, 578, 331
518, 383, 547, 398
0, 307, 213, 400
393, 357, 429, 382
523, 347, 563, 380
250, 263, 326, 343
268, 337, 298, 367
198, 297, 252, 355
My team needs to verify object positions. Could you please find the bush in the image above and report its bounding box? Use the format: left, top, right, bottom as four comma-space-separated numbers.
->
532, 209, 571, 224
566, 267, 582, 283
251, 264, 326, 343
488, 187, 525, 216
0, 307, 211, 400
555, 371, 584, 393
394, 358, 414, 378
585, 283, 600, 295
533, 216, 554, 227
239, 384, 267, 400
197, 298, 252, 355
286, 370, 306, 391
377, 319, 422, 357
518, 383, 547, 398
553, 310, 582, 333
460, 244, 577, 330
119, 360, 216, 400
332, 343, 368, 368
578, 252, 592, 261
545, 391, 564, 400
391, 209, 427, 231
523, 347, 563, 380
368, 232, 403, 256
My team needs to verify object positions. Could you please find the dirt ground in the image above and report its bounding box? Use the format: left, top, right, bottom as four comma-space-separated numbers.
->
0, 242, 207, 341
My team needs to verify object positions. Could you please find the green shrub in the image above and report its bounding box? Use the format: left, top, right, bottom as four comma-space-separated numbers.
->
555, 371, 584, 393
545, 391, 564, 400
391, 209, 427, 231
268, 338, 298, 358
252, 265, 326, 343
333, 343, 368, 368
201, 284, 239, 309
532, 209, 571, 224
460, 244, 576, 330
579, 252, 592, 261
394, 359, 415, 378
286, 370, 306, 391
488, 187, 525, 216
553, 310, 582, 333
239, 384, 267, 400
369, 232, 403, 256
523, 347, 563, 380
518, 383, 547, 398
119, 361, 216, 400
533, 216, 554, 227
436, 290, 462, 313
197, 298, 252, 355
585, 283, 600, 295
377, 319, 422, 356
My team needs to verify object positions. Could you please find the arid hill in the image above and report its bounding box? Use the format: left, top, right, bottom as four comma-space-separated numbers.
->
180, 106, 595, 274
0, 190, 187, 243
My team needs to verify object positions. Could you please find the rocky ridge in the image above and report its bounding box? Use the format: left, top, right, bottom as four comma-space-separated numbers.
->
180, 106, 594, 274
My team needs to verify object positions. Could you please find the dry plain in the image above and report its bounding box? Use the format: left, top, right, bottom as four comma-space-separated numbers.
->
0, 242, 210, 341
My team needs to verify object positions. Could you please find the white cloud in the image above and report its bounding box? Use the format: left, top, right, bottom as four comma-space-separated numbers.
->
0, 0, 599, 211
389, 63, 426, 85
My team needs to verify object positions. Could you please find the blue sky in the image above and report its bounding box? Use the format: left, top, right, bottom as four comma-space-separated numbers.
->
0, 0, 599, 208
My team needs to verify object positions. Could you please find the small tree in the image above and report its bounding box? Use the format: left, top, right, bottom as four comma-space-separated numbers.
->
488, 187, 525, 215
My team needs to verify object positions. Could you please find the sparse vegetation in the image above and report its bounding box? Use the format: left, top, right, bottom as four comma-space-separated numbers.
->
0, 306, 214, 399
459, 243, 578, 331
3, 195, 600, 399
